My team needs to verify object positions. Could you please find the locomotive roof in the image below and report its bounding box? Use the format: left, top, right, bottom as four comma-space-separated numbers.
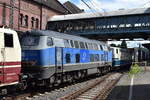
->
0, 28, 17, 35
26, 30, 106, 45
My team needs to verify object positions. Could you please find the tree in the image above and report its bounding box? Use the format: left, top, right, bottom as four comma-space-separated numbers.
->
110, 44, 116, 47
121, 40, 127, 48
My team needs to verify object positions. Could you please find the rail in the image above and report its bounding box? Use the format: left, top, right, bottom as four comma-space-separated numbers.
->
58, 73, 122, 100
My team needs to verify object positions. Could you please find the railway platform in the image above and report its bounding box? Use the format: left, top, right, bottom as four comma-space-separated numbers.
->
107, 67, 150, 100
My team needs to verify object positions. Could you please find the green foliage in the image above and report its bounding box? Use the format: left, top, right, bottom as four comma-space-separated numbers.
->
121, 40, 127, 48
110, 44, 116, 47
128, 64, 142, 76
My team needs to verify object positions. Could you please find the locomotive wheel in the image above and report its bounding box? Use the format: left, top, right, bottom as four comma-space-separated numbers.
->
78, 71, 82, 79
49, 75, 56, 85
72, 71, 78, 80
97, 68, 102, 76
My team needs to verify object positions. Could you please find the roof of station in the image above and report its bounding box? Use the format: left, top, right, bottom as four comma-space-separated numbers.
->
33, 0, 71, 14
49, 7, 150, 21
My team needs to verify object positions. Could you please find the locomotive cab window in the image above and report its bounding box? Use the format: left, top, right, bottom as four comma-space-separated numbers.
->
21, 36, 39, 46
47, 37, 53, 46
4, 33, 13, 47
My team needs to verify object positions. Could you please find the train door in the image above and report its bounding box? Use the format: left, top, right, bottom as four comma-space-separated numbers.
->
0, 32, 4, 84
55, 47, 63, 73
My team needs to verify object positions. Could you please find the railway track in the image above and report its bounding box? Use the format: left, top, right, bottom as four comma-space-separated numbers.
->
58, 73, 122, 100
2, 72, 122, 100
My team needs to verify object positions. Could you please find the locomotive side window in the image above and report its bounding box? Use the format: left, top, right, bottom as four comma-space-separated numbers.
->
4, 33, 13, 47
94, 54, 99, 61
90, 54, 94, 62
75, 54, 80, 63
74, 41, 79, 48
80, 42, 85, 49
70, 40, 74, 48
47, 37, 53, 46
66, 53, 71, 63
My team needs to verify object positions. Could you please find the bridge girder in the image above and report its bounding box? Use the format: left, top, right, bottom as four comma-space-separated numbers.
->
47, 13, 150, 40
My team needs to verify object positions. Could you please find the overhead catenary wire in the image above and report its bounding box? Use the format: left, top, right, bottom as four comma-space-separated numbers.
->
138, 0, 150, 7
81, 0, 100, 16
87, 0, 107, 16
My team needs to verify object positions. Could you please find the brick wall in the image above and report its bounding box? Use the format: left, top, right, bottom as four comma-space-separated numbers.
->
0, 0, 62, 32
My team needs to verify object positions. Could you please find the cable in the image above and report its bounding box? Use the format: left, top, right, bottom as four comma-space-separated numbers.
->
88, 0, 107, 16
87, 0, 99, 12
81, 0, 100, 16
139, 0, 150, 7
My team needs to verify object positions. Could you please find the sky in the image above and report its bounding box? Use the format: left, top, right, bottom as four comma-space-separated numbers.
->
58, 0, 150, 12
58, 0, 150, 48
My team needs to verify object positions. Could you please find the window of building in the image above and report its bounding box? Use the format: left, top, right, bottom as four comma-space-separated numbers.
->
24, 15, 28, 27
47, 37, 53, 46
75, 54, 80, 63
70, 40, 74, 48
36, 18, 39, 29
31, 17, 35, 28
74, 41, 79, 48
80, 42, 85, 49
4, 33, 13, 47
19, 14, 23, 26
66, 53, 71, 63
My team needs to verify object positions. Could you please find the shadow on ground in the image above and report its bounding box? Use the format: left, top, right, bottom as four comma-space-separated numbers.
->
106, 84, 150, 100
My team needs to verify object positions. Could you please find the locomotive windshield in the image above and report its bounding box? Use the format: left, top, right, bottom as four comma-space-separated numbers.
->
21, 36, 39, 46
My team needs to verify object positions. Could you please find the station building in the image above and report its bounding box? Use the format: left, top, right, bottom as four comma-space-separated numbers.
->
0, 0, 71, 32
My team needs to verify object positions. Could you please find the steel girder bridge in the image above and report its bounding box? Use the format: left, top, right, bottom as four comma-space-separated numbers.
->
47, 8, 150, 40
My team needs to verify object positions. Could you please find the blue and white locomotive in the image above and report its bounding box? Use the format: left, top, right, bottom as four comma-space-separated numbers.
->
111, 47, 132, 69
21, 30, 112, 86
